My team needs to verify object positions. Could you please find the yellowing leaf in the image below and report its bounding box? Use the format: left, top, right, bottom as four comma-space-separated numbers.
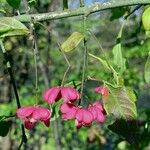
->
103, 85, 137, 120
0, 17, 29, 38
61, 32, 84, 52
142, 7, 150, 31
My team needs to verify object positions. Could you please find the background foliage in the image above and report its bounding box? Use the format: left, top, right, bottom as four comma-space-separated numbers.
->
0, 0, 150, 150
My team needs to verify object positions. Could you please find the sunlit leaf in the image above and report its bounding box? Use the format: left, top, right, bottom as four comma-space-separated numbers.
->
144, 52, 150, 84
103, 85, 137, 120
112, 23, 126, 74
146, 31, 150, 37
0, 17, 30, 38
0, 9, 6, 14
112, 43, 126, 74
142, 7, 150, 31
6, 0, 21, 9
61, 32, 84, 52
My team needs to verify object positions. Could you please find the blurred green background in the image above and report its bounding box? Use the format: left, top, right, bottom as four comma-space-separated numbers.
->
0, 0, 150, 150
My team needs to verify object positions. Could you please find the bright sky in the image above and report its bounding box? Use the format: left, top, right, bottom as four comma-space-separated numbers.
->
85, 0, 109, 5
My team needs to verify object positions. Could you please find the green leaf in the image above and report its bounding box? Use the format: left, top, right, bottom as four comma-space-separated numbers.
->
6, 0, 21, 9
0, 17, 30, 38
112, 43, 126, 74
0, 116, 5, 121
142, 7, 150, 31
146, 31, 150, 38
0, 120, 12, 137
0, 9, 6, 14
61, 32, 84, 52
112, 23, 126, 74
63, 0, 68, 10
88, 53, 111, 71
103, 85, 137, 120
110, 7, 128, 21
51, 100, 62, 121
28, 0, 37, 7
144, 52, 150, 84
88, 52, 119, 83
0, 115, 15, 121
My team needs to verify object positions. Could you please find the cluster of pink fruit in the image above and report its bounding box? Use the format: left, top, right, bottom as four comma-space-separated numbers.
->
16, 86, 108, 130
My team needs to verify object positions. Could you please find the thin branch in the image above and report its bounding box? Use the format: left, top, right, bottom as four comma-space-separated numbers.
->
34, 22, 64, 150
87, 30, 106, 56
79, 0, 84, 7
52, 33, 71, 86
18, 139, 23, 150
36, 22, 71, 86
33, 36, 38, 94
13, 0, 150, 22
0, 41, 21, 108
80, 17, 88, 104
29, 22, 50, 88
30, 19, 39, 105
79, 0, 88, 105
124, 5, 142, 19
87, 30, 119, 84
0, 40, 27, 145
60, 50, 71, 86
38, 61, 49, 88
